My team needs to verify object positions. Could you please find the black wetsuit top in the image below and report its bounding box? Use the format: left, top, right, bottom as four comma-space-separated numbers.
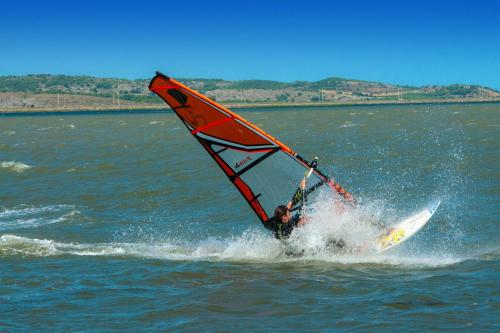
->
263, 185, 305, 239
265, 214, 301, 240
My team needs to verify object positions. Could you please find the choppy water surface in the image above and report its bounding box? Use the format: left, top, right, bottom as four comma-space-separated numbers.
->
1, 103, 499, 331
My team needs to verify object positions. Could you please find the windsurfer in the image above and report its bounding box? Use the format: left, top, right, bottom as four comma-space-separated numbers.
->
149, 73, 354, 248
265, 178, 308, 239
266, 178, 347, 251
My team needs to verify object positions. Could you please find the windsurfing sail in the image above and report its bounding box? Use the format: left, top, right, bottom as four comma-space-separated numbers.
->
149, 72, 354, 224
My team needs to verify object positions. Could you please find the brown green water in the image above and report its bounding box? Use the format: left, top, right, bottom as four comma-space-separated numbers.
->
0, 103, 498, 331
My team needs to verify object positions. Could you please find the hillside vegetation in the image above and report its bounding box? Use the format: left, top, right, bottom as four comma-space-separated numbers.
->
0, 74, 498, 109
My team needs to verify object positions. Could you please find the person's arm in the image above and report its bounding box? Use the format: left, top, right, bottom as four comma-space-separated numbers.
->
290, 212, 309, 228
289, 178, 307, 208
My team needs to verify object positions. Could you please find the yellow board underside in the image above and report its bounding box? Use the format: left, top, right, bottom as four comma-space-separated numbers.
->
379, 228, 406, 249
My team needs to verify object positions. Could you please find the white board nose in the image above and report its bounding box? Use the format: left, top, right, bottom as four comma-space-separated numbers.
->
429, 201, 441, 214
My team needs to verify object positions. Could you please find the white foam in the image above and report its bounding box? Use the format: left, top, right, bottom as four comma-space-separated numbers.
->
1, 161, 32, 173
0, 205, 72, 218
0, 234, 61, 256
0, 231, 463, 268
339, 122, 359, 128
286, 192, 388, 251
0, 205, 77, 231
0, 234, 186, 259
0, 195, 459, 267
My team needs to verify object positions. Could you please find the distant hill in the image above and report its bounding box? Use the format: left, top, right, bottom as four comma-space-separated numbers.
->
0, 74, 498, 110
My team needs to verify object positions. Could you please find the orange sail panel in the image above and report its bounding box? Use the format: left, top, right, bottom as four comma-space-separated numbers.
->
149, 72, 353, 223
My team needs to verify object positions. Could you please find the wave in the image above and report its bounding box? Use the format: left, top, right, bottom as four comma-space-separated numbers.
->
0, 194, 467, 267
477, 246, 500, 260
339, 122, 359, 128
0, 234, 187, 258
0, 205, 78, 231
0, 232, 464, 268
0, 161, 32, 173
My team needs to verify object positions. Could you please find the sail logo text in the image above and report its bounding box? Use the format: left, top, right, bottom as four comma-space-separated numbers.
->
235, 156, 252, 169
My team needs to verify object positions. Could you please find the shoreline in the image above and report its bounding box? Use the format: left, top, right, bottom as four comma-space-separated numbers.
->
1, 97, 498, 115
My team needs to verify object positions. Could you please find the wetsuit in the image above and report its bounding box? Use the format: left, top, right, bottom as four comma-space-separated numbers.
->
264, 185, 305, 240
264, 185, 347, 248
265, 214, 301, 240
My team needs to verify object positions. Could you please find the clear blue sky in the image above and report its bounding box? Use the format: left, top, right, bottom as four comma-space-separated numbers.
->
1, 0, 499, 88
